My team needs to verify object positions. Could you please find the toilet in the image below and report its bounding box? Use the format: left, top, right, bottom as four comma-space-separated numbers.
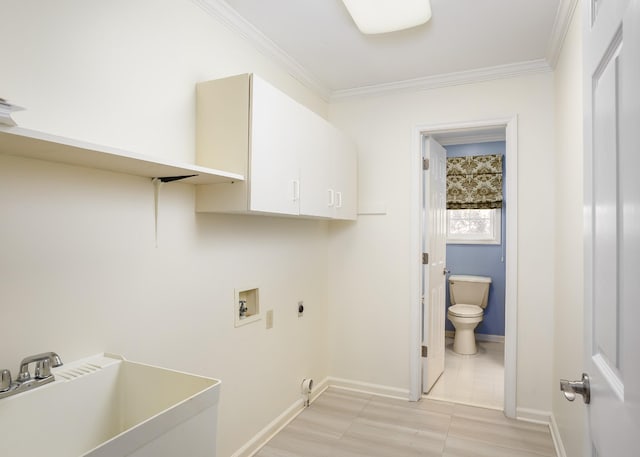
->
447, 275, 492, 355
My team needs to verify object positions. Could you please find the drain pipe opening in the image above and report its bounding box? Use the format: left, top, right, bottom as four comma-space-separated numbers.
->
301, 378, 313, 407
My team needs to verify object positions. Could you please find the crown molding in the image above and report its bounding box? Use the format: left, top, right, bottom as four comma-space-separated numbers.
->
330, 59, 552, 101
193, 0, 556, 103
546, 0, 580, 68
192, 0, 331, 101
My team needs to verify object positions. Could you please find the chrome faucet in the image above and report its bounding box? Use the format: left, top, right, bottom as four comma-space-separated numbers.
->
0, 352, 63, 400
17, 352, 63, 381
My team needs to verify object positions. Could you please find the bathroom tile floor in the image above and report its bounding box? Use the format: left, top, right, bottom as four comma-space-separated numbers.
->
254, 388, 556, 457
427, 338, 504, 410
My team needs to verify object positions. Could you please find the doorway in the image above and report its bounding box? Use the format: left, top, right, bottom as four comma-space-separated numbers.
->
430, 138, 506, 409
409, 117, 518, 419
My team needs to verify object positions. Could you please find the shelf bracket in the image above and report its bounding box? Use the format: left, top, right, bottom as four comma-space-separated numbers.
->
151, 175, 198, 247
156, 175, 197, 183
152, 178, 163, 248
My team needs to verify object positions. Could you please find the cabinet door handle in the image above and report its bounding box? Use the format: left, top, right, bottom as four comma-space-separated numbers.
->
328, 189, 335, 207
336, 191, 343, 208
292, 180, 300, 201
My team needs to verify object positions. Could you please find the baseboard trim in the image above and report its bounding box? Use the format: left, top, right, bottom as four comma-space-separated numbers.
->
477, 334, 505, 343
517, 408, 569, 457
234, 377, 330, 457
549, 414, 568, 457
328, 376, 411, 400
516, 407, 552, 425
445, 330, 505, 343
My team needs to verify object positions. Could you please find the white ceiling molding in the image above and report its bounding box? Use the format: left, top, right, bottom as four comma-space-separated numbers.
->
545, 0, 580, 69
193, 0, 556, 103
330, 59, 552, 101
192, 0, 332, 100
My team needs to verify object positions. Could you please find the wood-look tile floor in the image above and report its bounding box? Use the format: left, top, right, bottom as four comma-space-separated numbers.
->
255, 388, 556, 457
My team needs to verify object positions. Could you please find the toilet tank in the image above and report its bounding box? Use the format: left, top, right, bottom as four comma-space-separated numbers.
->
449, 275, 492, 308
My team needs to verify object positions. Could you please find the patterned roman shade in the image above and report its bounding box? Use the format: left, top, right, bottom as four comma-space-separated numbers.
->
447, 154, 503, 209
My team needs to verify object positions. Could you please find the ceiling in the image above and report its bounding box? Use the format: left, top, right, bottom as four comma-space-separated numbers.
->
198, 0, 573, 99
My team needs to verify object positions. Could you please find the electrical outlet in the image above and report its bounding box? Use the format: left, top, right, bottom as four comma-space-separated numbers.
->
266, 309, 274, 329
298, 301, 304, 317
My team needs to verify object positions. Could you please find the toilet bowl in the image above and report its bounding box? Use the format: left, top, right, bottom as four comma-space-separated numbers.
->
447, 275, 492, 355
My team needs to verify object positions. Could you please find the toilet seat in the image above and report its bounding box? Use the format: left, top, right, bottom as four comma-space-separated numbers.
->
448, 304, 483, 318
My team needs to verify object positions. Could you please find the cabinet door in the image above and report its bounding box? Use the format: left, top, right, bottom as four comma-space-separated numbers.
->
332, 129, 357, 220
249, 75, 301, 215
300, 120, 334, 218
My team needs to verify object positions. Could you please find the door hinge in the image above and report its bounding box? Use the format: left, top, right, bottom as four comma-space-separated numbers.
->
422, 252, 429, 264
423, 158, 430, 170
422, 346, 428, 357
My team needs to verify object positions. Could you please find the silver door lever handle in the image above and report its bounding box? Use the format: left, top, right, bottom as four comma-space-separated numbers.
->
560, 373, 590, 404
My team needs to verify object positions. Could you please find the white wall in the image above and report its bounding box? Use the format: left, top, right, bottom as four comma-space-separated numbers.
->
0, 0, 585, 453
552, 3, 586, 455
0, 0, 327, 162
328, 74, 556, 414
0, 1, 329, 456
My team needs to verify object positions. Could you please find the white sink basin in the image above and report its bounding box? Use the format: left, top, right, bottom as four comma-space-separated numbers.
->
0, 354, 221, 457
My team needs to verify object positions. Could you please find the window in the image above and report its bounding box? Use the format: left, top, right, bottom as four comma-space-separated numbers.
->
447, 208, 501, 244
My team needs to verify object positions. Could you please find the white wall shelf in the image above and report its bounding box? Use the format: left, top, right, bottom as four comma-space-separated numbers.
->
0, 125, 244, 184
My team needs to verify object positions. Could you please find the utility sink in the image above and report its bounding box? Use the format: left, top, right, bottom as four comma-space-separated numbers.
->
0, 353, 221, 457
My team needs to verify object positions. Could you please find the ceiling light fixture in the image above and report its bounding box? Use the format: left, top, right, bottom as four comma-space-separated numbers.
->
341, 0, 432, 35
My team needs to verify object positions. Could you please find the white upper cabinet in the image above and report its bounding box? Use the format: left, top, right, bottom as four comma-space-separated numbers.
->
195, 73, 357, 220
299, 119, 333, 218
299, 121, 357, 220
249, 75, 302, 215
331, 127, 357, 220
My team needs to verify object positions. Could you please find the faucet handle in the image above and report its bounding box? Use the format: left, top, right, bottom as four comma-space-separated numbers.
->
1, 369, 11, 392
34, 359, 51, 379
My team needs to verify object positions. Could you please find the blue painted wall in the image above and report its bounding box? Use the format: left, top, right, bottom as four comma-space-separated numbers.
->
445, 141, 506, 336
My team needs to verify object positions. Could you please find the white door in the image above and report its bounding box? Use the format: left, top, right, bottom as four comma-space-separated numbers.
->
581, 0, 640, 454
422, 136, 447, 393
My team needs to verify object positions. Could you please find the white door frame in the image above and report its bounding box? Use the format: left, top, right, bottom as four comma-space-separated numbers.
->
409, 116, 518, 418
